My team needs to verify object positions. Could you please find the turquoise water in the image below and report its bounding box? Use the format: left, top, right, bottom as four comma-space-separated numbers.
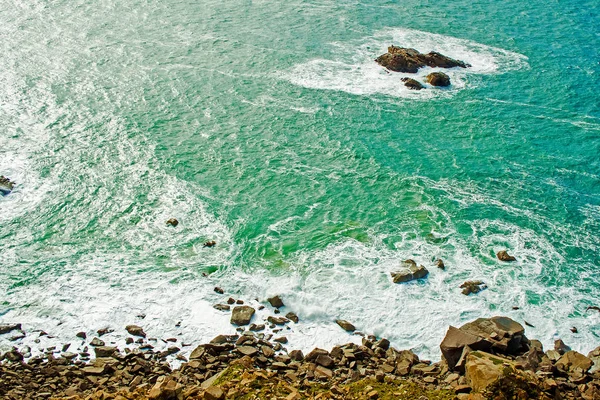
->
1, 0, 599, 359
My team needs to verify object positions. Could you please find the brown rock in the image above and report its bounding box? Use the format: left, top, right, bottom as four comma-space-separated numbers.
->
94, 346, 117, 358
375, 46, 470, 73
401, 77, 424, 90
465, 351, 513, 391
126, 325, 146, 337
213, 304, 230, 312
204, 241, 217, 248
289, 350, 304, 361
426, 72, 451, 87
166, 218, 179, 227
148, 376, 182, 400
555, 351, 593, 374
0, 324, 21, 334
230, 306, 255, 326
460, 281, 487, 296
335, 319, 356, 332
285, 312, 299, 323
204, 386, 224, 400
497, 250, 516, 262
436, 259, 445, 269
315, 354, 335, 368
391, 260, 429, 283
267, 296, 285, 308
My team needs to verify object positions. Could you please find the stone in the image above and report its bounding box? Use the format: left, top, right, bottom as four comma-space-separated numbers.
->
391, 260, 429, 283
587, 345, 600, 373
436, 259, 445, 269
148, 376, 182, 400
497, 250, 516, 262
76, 332, 87, 339
126, 325, 146, 337
375, 46, 470, 73
204, 386, 225, 400
90, 337, 105, 347
465, 351, 513, 391
214, 287, 224, 294
0, 323, 21, 334
426, 72, 451, 87
555, 351, 593, 375
230, 306, 255, 326
190, 345, 205, 359
166, 218, 179, 227
267, 316, 289, 325
237, 346, 258, 357
460, 281, 487, 296
314, 365, 333, 379
267, 296, 285, 308
335, 319, 356, 332
274, 336, 288, 344
204, 241, 217, 248
285, 312, 299, 323
0, 176, 15, 195
554, 339, 571, 355
94, 346, 117, 358
400, 77, 424, 90
213, 304, 230, 312
289, 350, 304, 361
315, 354, 335, 368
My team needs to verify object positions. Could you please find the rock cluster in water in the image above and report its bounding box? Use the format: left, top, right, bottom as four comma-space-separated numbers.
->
0, 175, 15, 196
375, 46, 470, 89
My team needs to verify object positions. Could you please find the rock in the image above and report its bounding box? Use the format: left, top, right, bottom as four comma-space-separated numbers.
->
230, 306, 255, 326
391, 260, 429, 283
0, 323, 21, 334
237, 346, 259, 357
97, 327, 112, 336
315, 354, 334, 368
267, 316, 289, 325
190, 345, 205, 359
460, 281, 487, 295
204, 241, 217, 248
435, 259, 445, 269
426, 72, 451, 87
267, 296, 285, 308
335, 319, 356, 332
555, 339, 571, 355
285, 312, 299, 323
587, 346, 600, 373
0, 176, 15, 196
76, 331, 87, 339
440, 316, 527, 371
4, 349, 23, 362
289, 350, 304, 361
90, 337, 105, 346
213, 304, 230, 311
274, 336, 288, 344
126, 325, 146, 337
148, 376, 182, 400
94, 346, 117, 358
555, 351, 593, 375
166, 218, 179, 227
465, 351, 514, 391
497, 250, 516, 262
570, 327, 578, 333
401, 77, 424, 90
214, 286, 224, 294
375, 46, 470, 73
204, 386, 225, 400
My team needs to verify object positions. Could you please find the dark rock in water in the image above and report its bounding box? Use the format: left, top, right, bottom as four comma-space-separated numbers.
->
391, 259, 429, 283
554, 339, 571, 355
214, 286, 224, 294
336, 319, 356, 332
497, 250, 516, 262
267, 316, 289, 325
213, 304, 230, 312
286, 312, 299, 323
125, 325, 146, 337
76, 332, 87, 339
230, 305, 255, 326
90, 337, 105, 347
0, 323, 22, 334
375, 46, 470, 73
571, 327, 578, 333
435, 259, 445, 270
166, 218, 179, 227
440, 316, 527, 371
586, 306, 600, 312
0, 176, 15, 196
204, 240, 217, 248
267, 295, 284, 308
426, 72, 451, 87
460, 280, 487, 295
97, 327, 113, 336
401, 77, 424, 90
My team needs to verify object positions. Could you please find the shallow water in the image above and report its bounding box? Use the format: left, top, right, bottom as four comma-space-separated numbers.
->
0, 0, 599, 360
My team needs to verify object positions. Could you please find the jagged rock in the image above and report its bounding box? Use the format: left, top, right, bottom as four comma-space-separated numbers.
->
204, 386, 225, 400
460, 281, 487, 295
426, 72, 451, 87
440, 316, 527, 371
213, 304, 230, 311
90, 337, 105, 347
166, 218, 179, 227
0, 323, 21, 334
555, 351, 593, 375
436, 259, 445, 269
587, 346, 600, 373
237, 346, 259, 357
230, 306, 255, 326
267, 296, 285, 308
97, 327, 113, 336
76, 331, 87, 339
204, 241, 217, 248
94, 346, 117, 358
148, 376, 182, 400
375, 46, 470, 73
0, 176, 15, 196
126, 325, 146, 337
391, 260, 429, 283
335, 319, 356, 332
285, 312, 299, 323
554, 339, 571, 355
497, 250, 516, 262
401, 77, 424, 90
267, 316, 289, 325
289, 350, 304, 361
465, 351, 515, 391
214, 287, 224, 294
190, 345, 205, 359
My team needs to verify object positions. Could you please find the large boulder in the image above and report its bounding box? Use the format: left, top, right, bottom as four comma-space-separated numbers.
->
230, 306, 255, 326
0, 176, 15, 196
465, 351, 522, 392
0, 323, 21, 334
391, 259, 429, 283
440, 316, 528, 371
555, 351, 593, 375
588, 346, 600, 373
426, 72, 451, 87
375, 46, 470, 73
401, 77, 424, 90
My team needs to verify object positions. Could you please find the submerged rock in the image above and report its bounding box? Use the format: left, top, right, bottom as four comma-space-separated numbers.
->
375, 46, 470, 73
426, 72, 451, 87
497, 250, 517, 262
401, 77, 424, 90
391, 259, 429, 283
0, 176, 15, 196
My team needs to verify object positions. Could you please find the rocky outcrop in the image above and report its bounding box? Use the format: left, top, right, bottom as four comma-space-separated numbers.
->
460, 281, 487, 296
230, 306, 255, 326
426, 72, 451, 87
0, 176, 15, 196
497, 250, 516, 262
0, 323, 21, 334
465, 351, 514, 392
391, 259, 429, 283
375, 46, 470, 73
440, 316, 528, 371
401, 77, 424, 90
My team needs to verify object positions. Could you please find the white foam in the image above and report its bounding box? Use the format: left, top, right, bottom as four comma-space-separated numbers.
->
282, 28, 528, 99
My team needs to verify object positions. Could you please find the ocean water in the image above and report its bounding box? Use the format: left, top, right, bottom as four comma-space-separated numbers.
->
1, 0, 599, 361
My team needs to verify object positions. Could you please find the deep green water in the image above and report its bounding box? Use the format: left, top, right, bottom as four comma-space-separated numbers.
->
1, 0, 599, 358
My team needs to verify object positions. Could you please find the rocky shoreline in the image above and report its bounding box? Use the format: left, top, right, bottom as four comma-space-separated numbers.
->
2, 308, 600, 400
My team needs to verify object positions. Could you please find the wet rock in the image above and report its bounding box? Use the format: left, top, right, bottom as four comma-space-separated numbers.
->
497, 250, 516, 262
460, 281, 487, 296
76, 331, 87, 339
401, 77, 424, 90
166, 218, 179, 227
555, 351, 593, 375
126, 325, 146, 337
230, 306, 255, 326
204, 241, 217, 248
391, 259, 429, 283
0, 176, 15, 196
289, 350, 304, 361
97, 327, 113, 336
148, 376, 182, 400
94, 346, 117, 358
435, 259, 445, 270
426, 72, 451, 87
555, 339, 571, 355
214, 286, 224, 294
285, 312, 299, 323
375, 46, 470, 73
213, 304, 230, 312
267, 316, 289, 325
90, 337, 105, 347
570, 327, 578, 333
0, 323, 21, 334
335, 319, 356, 332
267, 295, 285, 308
274, 336, 288, 344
